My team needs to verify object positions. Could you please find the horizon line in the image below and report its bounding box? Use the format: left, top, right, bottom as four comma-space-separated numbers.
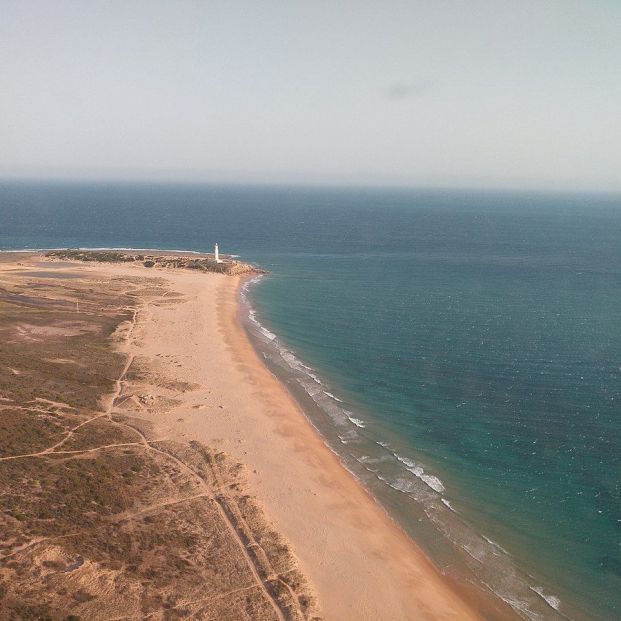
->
1, 175, 620, 197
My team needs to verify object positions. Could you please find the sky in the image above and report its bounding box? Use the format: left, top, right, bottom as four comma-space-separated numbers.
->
1, 1, 620, 191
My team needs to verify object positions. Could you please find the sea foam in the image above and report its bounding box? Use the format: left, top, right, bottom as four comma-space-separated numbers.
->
240, 272, 566, 621
394, 454, 446, 493
531, 587, 561, 611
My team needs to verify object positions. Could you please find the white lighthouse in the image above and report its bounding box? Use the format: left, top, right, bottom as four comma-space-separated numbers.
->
214, 243, 223, 263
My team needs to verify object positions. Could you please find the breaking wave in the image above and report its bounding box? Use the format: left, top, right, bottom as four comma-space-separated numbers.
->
240, 275, 567, 621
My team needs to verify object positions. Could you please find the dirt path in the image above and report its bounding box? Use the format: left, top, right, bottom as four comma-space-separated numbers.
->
1, 293, 300, 621
0, 309, 139, 462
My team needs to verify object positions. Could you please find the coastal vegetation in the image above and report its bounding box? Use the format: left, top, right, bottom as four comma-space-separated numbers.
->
45, 249, 265, 276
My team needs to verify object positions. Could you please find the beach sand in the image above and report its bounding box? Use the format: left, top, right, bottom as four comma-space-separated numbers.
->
1, 255, 484, 620
111, 263, 483, 620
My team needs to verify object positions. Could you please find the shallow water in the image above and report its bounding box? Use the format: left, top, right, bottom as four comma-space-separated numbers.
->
0, 180, 619, 620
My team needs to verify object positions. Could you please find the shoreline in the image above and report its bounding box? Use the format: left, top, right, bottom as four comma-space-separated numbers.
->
238, 274, 584, 621
0, 249, 568, 620
238, 275, 530, 621
0, 250, 509, 619
214, 272, 487, 620
24, 253, 484, 620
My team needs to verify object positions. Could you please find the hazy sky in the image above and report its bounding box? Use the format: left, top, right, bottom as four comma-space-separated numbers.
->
1, 1, 620, 190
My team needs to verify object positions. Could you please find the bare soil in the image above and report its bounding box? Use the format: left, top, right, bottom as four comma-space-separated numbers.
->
0, 260, 317, 621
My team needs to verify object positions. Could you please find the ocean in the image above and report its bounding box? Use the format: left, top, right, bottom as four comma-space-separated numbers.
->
1, 180, 619, 621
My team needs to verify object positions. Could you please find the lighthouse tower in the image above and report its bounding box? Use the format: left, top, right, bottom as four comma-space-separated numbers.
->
214, 243, 223, 263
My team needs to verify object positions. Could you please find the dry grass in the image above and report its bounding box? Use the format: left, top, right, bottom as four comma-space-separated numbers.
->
0, 261, 318, 621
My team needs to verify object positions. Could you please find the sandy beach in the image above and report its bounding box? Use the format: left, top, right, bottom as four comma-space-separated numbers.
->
103, 261, 483, 620
0, 254, 485, 620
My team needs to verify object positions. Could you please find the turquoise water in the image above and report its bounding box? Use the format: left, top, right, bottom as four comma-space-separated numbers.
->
1, 181, 619, 620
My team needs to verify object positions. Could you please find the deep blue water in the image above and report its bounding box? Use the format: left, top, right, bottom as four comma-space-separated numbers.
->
1, 180, 620, 621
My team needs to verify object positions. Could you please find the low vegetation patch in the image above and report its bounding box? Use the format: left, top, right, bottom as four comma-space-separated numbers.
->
46, 249, 265, 276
